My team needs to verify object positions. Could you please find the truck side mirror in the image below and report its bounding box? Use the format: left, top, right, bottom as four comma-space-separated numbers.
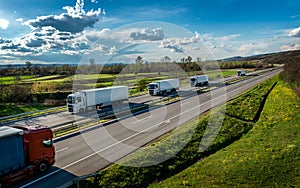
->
43, 139, 53, 148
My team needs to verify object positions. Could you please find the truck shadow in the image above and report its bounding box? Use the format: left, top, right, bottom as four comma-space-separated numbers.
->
11, 166, 77, 188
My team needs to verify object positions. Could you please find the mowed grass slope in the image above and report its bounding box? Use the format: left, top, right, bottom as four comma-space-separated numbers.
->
151, 77, 300, 187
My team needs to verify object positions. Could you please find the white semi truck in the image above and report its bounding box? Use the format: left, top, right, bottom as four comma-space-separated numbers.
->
67, 86, 128, 113
190, 75, 209, 87
148, 79, 179, 96
237, 70, 246, 76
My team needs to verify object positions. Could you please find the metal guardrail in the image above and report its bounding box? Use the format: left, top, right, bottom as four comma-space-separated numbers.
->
0, 106, 65, 121
0, 106, 66, 126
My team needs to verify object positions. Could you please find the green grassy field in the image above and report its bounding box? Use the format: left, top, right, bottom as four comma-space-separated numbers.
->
150, 77, 300, 187
0, 69, 239, 85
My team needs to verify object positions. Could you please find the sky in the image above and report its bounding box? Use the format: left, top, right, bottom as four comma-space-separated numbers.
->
0, 0, 300, 64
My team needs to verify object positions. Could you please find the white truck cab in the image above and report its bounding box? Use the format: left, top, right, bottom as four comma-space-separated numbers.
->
148, 83, 159, 95
67, 92, 86, 113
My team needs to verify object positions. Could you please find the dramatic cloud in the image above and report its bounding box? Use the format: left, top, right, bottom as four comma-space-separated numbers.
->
0, 18, 9, 30
0, 38, 12, 44
24, 0, 103, 34
130, 28, 164, 41
288, 27, 300, 37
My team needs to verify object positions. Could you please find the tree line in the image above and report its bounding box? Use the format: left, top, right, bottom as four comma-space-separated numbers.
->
0, 57, 272, 77
280, 55, 300, 96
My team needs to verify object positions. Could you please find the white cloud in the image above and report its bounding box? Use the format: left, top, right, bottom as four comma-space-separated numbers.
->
16, 18, 23, 22
288, 27, 300, 37
281, 44, 300, 51
291, 15, 300, 19
237, 42, 269, 55
159, 32, 200, 52
0, 18, 9, 30
218, 34, 240, 41
106, 46, 117, 56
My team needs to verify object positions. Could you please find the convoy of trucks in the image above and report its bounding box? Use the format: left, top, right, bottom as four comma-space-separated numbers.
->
190, 75, 209, 87
67, 86, 129, 114
148, 79, 180, 96
1, 75, 211, 186
0, 125, 55, 187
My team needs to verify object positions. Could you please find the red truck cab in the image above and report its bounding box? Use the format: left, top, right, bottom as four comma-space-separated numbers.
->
0, 125, 55, 187
16, 125, 55, 171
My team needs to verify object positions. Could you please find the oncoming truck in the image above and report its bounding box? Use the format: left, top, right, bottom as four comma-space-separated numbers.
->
190, 75, 209, 87
148, 79, 179, 96
0, 126, 55, 187
67, 86, 129, 114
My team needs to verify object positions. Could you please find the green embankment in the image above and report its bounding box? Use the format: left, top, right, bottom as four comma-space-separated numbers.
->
0, 103, 49, 117
80, 76, 290, 187
151, 77, 300, 187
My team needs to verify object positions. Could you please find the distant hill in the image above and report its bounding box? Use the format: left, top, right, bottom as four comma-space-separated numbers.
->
220, 50, 300, 63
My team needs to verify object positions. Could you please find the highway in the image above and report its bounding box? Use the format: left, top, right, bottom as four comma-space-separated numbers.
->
15, 69, 281, 188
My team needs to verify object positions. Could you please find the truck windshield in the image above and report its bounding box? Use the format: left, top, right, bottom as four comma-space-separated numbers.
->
148, 84, 156, 89
67, 96, 75, 104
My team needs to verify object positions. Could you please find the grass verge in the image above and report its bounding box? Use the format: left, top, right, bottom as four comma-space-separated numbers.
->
150, 76, 300, 187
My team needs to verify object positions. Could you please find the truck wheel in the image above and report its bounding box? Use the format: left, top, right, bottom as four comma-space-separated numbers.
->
79, 108, 84, 113
38, 161, 49, 173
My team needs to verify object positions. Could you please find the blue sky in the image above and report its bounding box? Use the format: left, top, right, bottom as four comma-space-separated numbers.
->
0, 0, 300, 64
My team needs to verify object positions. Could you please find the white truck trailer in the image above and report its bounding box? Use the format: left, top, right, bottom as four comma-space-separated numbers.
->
190, 75, 209, 87
148, 79, 179, 96
67, 86, 128, 113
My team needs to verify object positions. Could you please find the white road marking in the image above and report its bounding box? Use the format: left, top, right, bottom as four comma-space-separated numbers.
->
163, 119, 170, 123
56, 147, 69, 153
132, 116, 151, 124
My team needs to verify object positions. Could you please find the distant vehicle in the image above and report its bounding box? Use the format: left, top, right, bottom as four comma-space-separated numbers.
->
0, 126, 55, 187
67, 86, 129, 114
148, 79, 179, 96
190, 75, 209, 87
237, 70, 246, 76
